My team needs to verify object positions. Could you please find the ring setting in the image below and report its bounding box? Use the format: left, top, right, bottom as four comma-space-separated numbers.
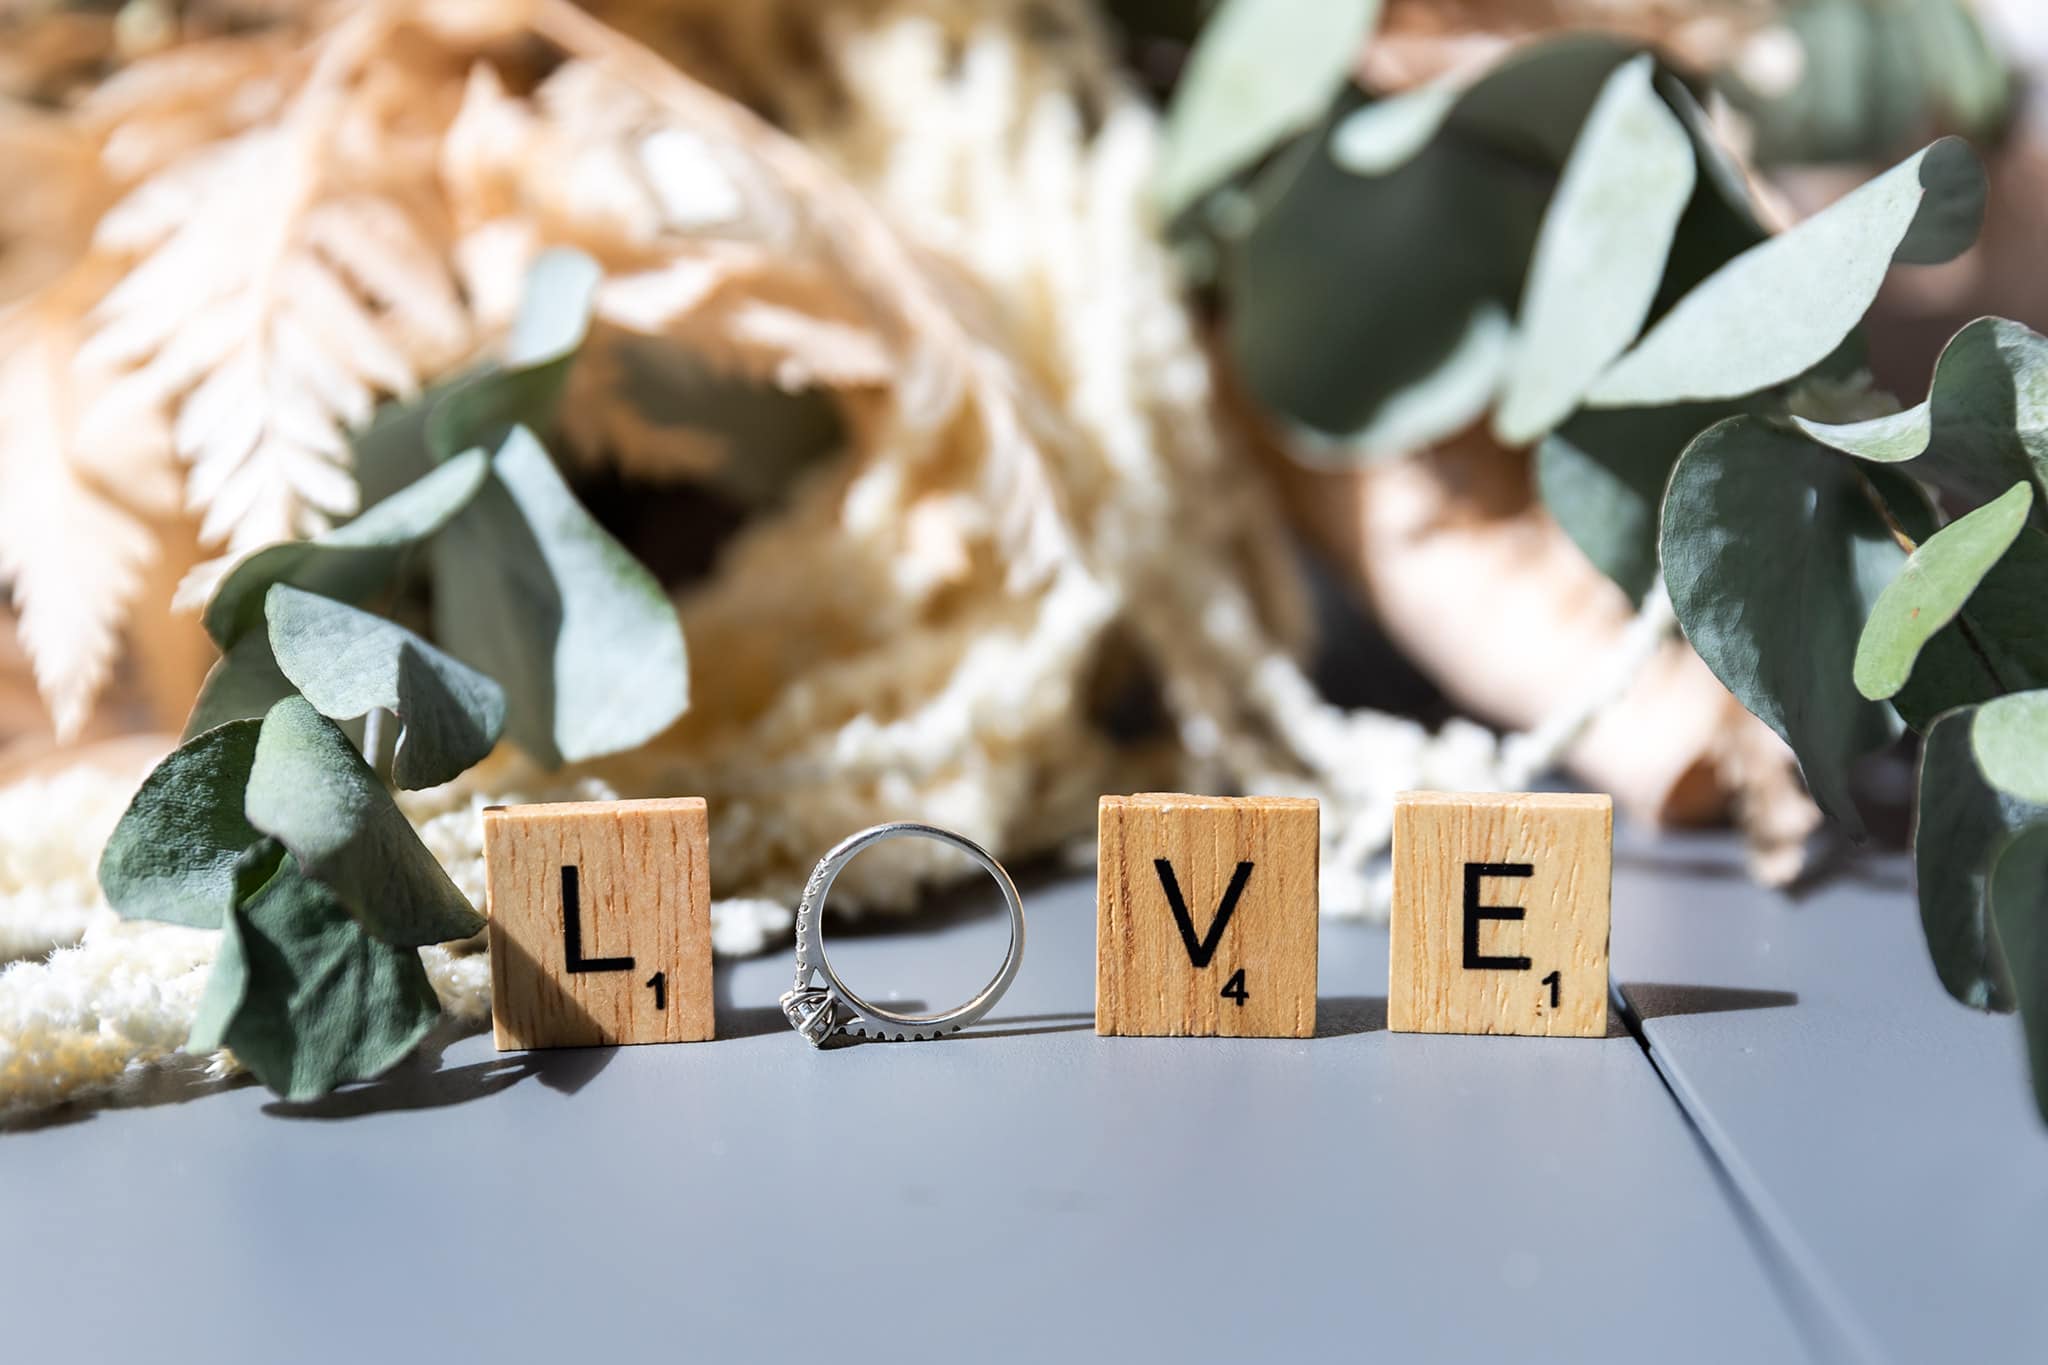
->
780, 822, 1027, 1046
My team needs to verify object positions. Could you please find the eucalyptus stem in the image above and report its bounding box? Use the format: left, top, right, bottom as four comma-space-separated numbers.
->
361, 707, 397, 785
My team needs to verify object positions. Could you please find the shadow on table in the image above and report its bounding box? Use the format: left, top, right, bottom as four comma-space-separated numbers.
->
1316, 995, 1387, 1037
712, 963, 801, 1039
950, 1012, 1094, 1040
1622, 982, 1799, 1020
262, 1021, 617, 1120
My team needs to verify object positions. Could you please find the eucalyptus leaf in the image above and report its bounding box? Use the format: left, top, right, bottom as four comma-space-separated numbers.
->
1915, 706, 2039, 1011
1237, 36, 1680, 457
1888, 525, 2048, 730
1227, 92, 1547, 456
184, 632, 294, 738
1536, 400, 1740, 603
1437, 33, 1643, 168
1661, 417, 1904, 832
245, 696, 483, 946
1726, 0, 2009, 167
203, 449, 490, 647
1332, 33, 1642, 181
429, 427, 688, 767
97, 720, 263, 928
187, 838, 284, 1048
1329, 76, 1462, 176
430, 249, 599, 454
1655, 71, 1767, 242
1589, 138, 1985, 407
1855, 481, 2033, 700
1973, 691, 2048, 805
353, 249, 601, 506
1495, 55, 1696, 445
1988, 821, 2048, 1123
189, 841, 439, 1102
1794, 318, 2048, 516
265, 585, 506, 790
1154, 0, 1379, 218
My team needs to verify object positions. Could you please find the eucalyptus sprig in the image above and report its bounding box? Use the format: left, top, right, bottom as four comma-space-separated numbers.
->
1168, 7, 2048, 1119
1685, 320, 2048, 1121
95, 250, 690, 1100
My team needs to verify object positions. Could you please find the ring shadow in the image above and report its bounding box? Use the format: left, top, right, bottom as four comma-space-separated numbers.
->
947, 1011, 1095, 1041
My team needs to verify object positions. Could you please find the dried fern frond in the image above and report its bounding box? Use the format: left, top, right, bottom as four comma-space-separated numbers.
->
5, 0, 1083, 738
77, 10, 470, 557
0, 302, 160, 742
528, 1, 1081, 587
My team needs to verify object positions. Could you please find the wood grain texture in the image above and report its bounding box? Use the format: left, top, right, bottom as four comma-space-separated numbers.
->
1096, 793, 1318, 1038
1388, 791, 1612, 1037
485, 798, 713, 1050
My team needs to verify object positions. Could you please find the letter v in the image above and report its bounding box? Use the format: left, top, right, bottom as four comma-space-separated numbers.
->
1154, 859, 1255, 969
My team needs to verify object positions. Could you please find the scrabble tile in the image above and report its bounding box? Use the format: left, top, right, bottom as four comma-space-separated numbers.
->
485, 797, 713, 1050
1388, 791, 1612, 1037
1096, 793, 1319, 1038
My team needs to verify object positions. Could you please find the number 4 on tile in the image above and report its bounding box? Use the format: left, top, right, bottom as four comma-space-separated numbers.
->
1095, 793, 1318, 1039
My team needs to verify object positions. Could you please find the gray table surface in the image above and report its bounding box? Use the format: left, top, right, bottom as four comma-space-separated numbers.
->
2, 831, 2039, 1363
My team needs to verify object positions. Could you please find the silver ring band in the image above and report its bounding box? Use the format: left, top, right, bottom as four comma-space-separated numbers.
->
780, 822, 1026, 1045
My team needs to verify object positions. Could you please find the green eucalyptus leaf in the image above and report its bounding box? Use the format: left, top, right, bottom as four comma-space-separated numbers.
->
1495, 56, 1696, 445
1973, 691, 2048, 805
1794, 318, 2048, 516
1915, 706, 2038, 1011
1155, 0, 1379, 218
1861, 463, 1940, 546
1642, 71, 1770, 323
1227, 93, 1545, 456
265, 585, 505, 790
1589, 138, 1985, 407
1536, 400, 1740, 603
186, 838, 284, 1048
429, 427, 687, 767
1726, 0, 2010, 168
1988, 821, 2048, 1124
184, 632, 294, 738
1238, 36, 1668, 458
350, 376, 463, 511
1329, 75, 1462, 175
1331, 33, 1641, 181
429, 249, 599, 453
1855, 481, 2033, 700
203, 449, 490, 647
97, 720, 264, 928
1661, 417, 1904, 832
189, 841, 439, 1102
1438, 33, 1642, 167
1890, 524, 2048, 729
245, 696, 483, 945
353, 248, 601, 505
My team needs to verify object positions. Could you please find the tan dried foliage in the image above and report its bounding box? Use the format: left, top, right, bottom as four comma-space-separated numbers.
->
0, 0, 1089, 741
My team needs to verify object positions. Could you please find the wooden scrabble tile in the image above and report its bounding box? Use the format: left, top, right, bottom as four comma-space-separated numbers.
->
1096, 793, 1319, 1038
485, 797, 713, 1050
1388, 791, 1612, 1037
